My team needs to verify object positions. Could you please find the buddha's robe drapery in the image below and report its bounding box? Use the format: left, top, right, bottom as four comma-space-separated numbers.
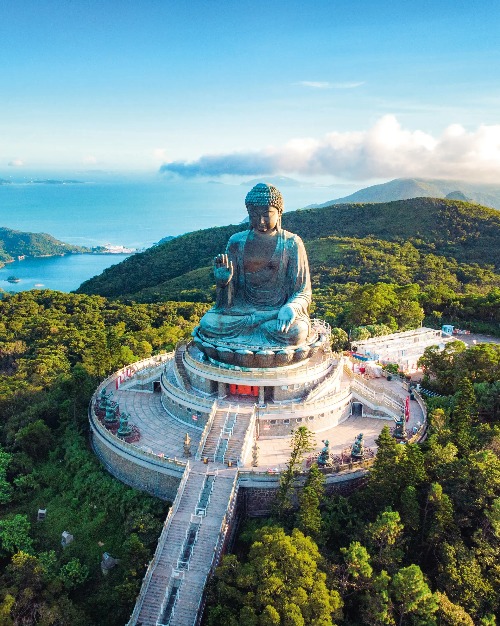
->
199, 229, 311, 347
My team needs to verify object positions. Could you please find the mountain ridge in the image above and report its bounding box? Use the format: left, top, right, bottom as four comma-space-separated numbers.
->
76, 197, 500, 302
307, 177, 500, 210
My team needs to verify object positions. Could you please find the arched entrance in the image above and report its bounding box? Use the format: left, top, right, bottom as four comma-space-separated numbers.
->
351, 402, 363, 417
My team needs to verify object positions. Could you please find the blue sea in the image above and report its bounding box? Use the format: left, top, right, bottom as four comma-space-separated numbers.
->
0, 254, 131, 294
0, 178, 350, 293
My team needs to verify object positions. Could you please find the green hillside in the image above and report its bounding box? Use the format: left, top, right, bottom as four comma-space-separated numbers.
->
0, 226, 89, 267
78, 197, 500, 298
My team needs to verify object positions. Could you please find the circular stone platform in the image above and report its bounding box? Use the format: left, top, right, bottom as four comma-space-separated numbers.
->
89, 349, 426, 499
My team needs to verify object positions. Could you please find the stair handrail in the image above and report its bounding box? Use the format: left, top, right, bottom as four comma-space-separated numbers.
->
192, 473, 240, 626
237, 406, 257, 467
126, 460, 191, 626
195, 401, 219, 460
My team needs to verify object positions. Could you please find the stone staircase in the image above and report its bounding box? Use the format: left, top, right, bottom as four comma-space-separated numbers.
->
201, 409, 228, 459
130, 401, 253, 626
225, 406, 255, 464
136, 470, 206, 625
168, 473, 238, 626
174, 344, 192, 392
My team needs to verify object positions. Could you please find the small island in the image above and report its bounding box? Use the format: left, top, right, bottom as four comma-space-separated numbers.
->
0, 226, 136, 269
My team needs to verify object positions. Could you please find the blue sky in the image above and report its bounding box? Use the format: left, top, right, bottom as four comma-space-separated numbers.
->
1, 0, 500, 183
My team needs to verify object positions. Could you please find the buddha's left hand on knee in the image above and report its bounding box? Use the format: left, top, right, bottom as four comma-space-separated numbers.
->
277, 304, 296, 333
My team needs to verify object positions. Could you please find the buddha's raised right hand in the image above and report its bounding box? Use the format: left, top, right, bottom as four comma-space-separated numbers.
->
214, 254, 234, 286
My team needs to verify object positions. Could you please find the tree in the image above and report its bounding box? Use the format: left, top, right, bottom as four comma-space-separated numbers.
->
365, 426, 404, 509
435, 591, 474, 626
437, 541, 493, 618
340, 541, 373, 590
208, 527, 342, 626
418, 341, 466, 394
297, 464, 324, 541
275, 427, 315, 518
0, 594, 14, 626
361, 570, 395, 626
422, 483, 455, 553
366, 509, 404, 573
59, 558, 89, 590
0, 515, 33, 556
451, 378, 477, 452
400, 486, 420, 533
391, 564, 438, 626
14, 419, 53, 460
0, 448, 12, 505
330, 327, 348, 352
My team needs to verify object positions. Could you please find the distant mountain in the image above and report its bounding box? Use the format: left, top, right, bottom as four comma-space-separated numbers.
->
156, 235, 176, 245
77, 197, 500, 302
241, 176, 309, 188
31, 179, 84, 185
0, 227, 90, 267
307, 178, 500, 210
445, 190, 472, 202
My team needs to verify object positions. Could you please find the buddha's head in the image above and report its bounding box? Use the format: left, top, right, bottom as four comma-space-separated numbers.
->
245, 183, 283, 234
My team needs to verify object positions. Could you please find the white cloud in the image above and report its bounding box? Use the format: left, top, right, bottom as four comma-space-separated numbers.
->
153, 148, 168, 161
297, 80, 364, 89
8, 159, 23, 167
160, 115, 500, 183
82, 155, 97, 165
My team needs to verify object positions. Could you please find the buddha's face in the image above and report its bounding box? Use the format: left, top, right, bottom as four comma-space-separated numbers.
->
248, 205, 280, 234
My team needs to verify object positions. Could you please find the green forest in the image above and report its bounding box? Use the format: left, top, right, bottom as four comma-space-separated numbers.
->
0, 196, 499, 624
77, 198, 500, 337
0, 291, 207, 625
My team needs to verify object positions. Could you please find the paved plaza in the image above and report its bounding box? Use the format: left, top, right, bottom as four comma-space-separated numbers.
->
103, 371, 424, 473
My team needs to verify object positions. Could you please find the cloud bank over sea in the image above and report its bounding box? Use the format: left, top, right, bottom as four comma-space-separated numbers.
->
160, 115, 500, 183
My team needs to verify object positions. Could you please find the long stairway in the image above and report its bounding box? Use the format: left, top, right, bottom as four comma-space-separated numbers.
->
135, 470, 207, 625
174, 344, 192, 391
201, 408, 229, 459
225, 405, 255, 464
131, 401, 252, 626
168, 472, 238, 625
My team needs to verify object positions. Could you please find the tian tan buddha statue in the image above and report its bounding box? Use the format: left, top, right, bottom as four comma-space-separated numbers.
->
193, 183, 326, 367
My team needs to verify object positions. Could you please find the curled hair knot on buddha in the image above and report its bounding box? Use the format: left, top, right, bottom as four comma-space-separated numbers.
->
245, 183, 284, 214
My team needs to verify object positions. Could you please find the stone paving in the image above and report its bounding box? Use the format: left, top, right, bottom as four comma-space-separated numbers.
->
111, 386, 202, 460
103, 369, 424, 475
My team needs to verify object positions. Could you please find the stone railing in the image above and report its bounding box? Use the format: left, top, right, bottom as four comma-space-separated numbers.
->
259, 386, 352, 419
90, 356, 187, 472
238, 407, 257, 467
183, 347, 334, 384
195, 403, 219, 461
194, 473, 240, 626
239, 456, 375, 480
350, 378, 403, 413
119, 352, 173, 389
89, 405, 186, 473
304, 357, 344, 402
126, 461, 191, 626
160, 371, 215, 411
406, 391, 428, 443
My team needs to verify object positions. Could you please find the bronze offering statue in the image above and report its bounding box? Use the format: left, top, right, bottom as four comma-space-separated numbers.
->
351, 433, 365, 459
193, 184, 326, 367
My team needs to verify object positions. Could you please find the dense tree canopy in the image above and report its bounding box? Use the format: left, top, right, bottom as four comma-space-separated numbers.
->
0, 290, 206, 625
